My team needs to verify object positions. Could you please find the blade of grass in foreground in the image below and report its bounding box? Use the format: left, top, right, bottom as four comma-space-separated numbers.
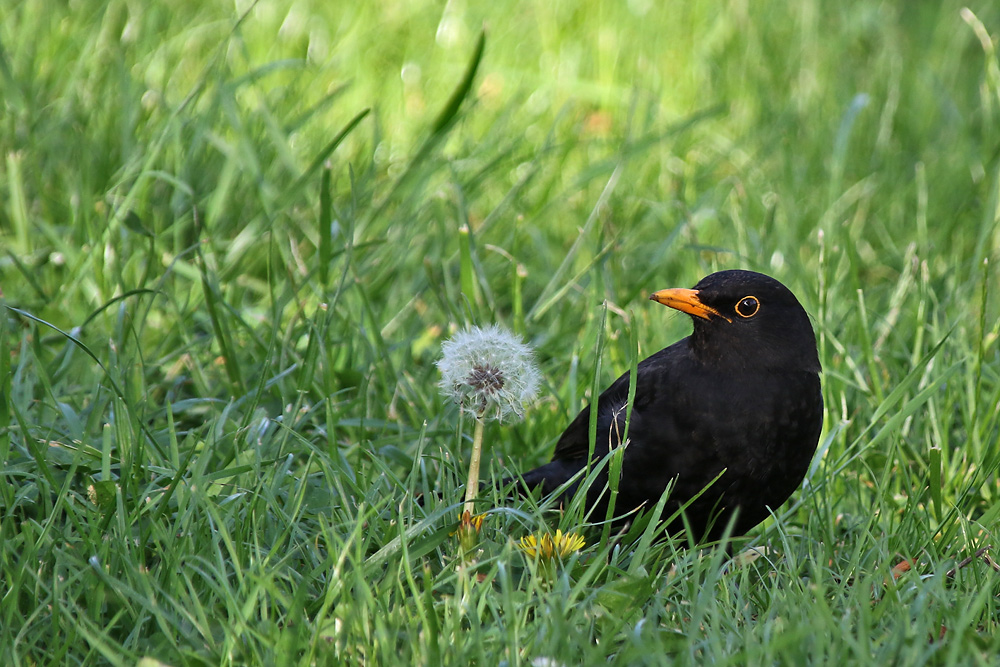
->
833, 331, 956, 473
4, 305, 169, 461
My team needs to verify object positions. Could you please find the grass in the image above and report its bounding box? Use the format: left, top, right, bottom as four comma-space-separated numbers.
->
2, 0, 1000, 664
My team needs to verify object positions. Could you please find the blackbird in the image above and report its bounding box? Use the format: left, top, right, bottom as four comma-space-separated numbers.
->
513, 269, 823, 541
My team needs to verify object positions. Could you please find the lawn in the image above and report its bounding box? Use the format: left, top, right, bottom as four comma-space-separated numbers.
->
2, 0, 1000, 664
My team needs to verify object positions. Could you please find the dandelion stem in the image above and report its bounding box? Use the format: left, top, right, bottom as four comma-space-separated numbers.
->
463, 417, 485, 513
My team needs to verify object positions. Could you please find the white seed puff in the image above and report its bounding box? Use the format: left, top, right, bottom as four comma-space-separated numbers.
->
437, 324, 541, 422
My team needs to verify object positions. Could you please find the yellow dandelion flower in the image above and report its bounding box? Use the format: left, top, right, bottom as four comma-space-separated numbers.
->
451, 510, 486, 536
517, 529, 586, 560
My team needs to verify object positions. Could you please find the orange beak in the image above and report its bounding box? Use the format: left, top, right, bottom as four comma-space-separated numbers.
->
649, 288, 729, 322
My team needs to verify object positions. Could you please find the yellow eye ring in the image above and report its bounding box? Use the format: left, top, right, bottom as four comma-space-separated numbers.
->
735, 296, 760, 318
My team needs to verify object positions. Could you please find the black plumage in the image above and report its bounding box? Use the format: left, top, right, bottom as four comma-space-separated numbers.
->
514, 270, 823, 541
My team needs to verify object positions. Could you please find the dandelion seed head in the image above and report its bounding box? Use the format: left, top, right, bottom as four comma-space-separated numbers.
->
437, 324, 541, 422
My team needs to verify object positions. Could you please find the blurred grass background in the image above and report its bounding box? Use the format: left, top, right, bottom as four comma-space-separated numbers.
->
2, 0, 1000, 664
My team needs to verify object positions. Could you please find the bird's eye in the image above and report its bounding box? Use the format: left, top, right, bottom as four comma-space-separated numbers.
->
735, 296, 760, 318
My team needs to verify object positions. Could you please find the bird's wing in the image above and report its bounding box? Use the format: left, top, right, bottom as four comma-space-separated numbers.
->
550, 340, 685, 462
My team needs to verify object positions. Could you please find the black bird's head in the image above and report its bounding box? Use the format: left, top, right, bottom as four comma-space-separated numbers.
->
650, 270, 820, 373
